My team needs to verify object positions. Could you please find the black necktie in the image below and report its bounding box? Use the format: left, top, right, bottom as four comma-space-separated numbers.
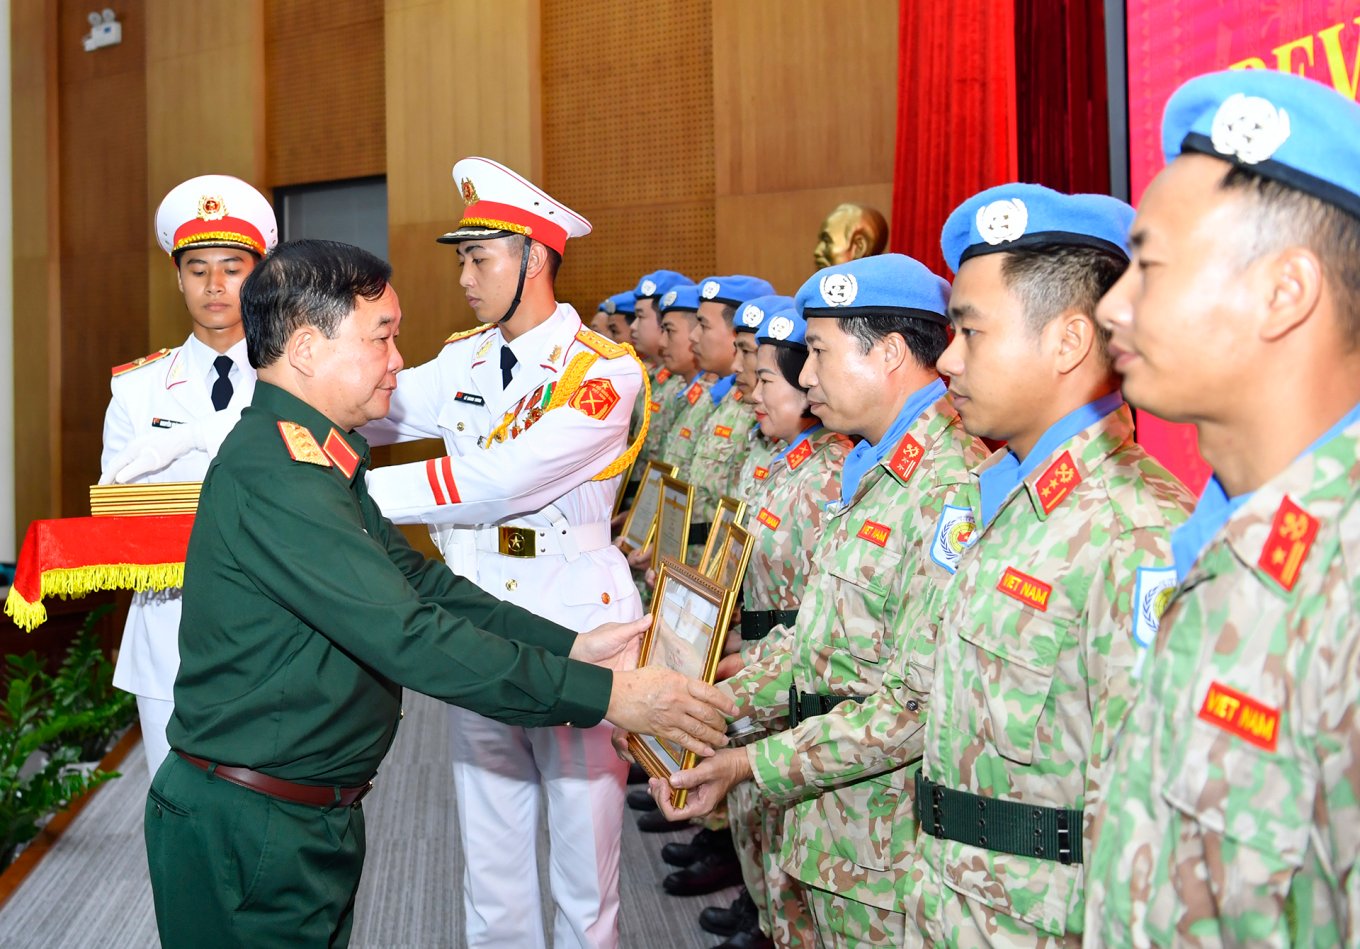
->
211, 355, 234, 411
500, 346, 518, 389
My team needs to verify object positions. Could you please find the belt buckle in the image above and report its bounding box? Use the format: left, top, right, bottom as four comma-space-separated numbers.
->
499, 526, 536, 558
352, 781, 374, 807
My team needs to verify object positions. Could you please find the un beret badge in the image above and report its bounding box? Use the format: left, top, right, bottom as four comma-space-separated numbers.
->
1211, 93, 1290, 165
741, 305, 764, 327
819, 272, 858, 307
661, 290, 677, 308
641, 279, 657, 297
976, 198, 1028, 245
767, 316, 795, 340
701, 281, 720, 300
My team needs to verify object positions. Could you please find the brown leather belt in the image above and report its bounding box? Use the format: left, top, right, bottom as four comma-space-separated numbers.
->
176, 750, 373, 808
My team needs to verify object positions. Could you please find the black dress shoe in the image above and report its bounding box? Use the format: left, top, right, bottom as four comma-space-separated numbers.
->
636, 809, 691, 833
699, 890, 756, 936
662, 849, 744, 895
663, 827, 734, 867
627, 787, 658, 811
713, 929, 774, 949
627, 762, 649, 785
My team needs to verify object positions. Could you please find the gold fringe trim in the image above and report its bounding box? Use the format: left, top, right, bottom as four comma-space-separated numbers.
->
171, 232, 265, 256
458, 216, 532, 237
2, 562, 186, 632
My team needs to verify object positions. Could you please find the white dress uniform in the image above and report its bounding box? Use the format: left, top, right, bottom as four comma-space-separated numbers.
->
365, 304, 644, 949
101, 336, 255, 776
102, 173, 277, 779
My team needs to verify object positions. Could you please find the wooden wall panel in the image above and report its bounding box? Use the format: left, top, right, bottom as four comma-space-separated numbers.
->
145, 0, 265, 349
712, 0, 898, 292
265, 0, 384, 187
542, 0, 715, 316
11, 1, 59, 538
56, 0, 148, 516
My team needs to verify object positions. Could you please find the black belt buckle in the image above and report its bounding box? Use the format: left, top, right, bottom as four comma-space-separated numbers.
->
1056, 811, 1072, 865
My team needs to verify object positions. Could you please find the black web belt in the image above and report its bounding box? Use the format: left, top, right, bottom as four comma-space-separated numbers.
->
787, 687, 865, 729
915, 771, 1083, 866
741, 608, 798, 641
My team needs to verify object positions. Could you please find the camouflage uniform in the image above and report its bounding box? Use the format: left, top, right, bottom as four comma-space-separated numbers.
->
914, 404, 1191, 947
688, 388, 758, 524
1086, 415, 1360, 948
639, 368, 682, 467
729, 425, 851, 945
663, 373, 718, 474
722, 394, 985, 947
734, 430, 778, 509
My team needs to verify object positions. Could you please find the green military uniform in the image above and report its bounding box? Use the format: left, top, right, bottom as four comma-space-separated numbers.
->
1088, 411, 1360, 947
145, 382, 610, 948
914, 403, 1190, 946
722, 393, 985, 947
730, 424, 850, 945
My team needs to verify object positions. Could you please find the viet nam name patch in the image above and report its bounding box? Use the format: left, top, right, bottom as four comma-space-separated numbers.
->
997, 566, 1052, 611
753, 466, 770, 481
713, 425, 733, 439
1257, 495, 1319, 592
756, 508, 781, 531
929, 504, 977, 574
1198, 680, 1280, 751
857, 520, 891, 547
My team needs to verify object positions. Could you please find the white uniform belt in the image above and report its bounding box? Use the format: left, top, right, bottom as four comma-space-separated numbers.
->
472, 521, 612, 559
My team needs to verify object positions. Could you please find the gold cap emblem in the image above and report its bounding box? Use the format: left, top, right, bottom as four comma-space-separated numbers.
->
460, 177, 479, 205
197, 194, 228, 221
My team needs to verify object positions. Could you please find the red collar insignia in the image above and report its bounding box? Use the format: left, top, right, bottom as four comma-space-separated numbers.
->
1258, 495, 1319, 591
323, 429, 360, 479
786, 439, 813, 470
888, 434, 924, 483
1035, 451, 1081, 514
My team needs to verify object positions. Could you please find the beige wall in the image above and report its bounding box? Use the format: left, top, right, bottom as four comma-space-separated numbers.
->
11, 0, 899, 544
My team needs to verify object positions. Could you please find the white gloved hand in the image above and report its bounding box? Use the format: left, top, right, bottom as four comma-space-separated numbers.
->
98, 406, 243, 485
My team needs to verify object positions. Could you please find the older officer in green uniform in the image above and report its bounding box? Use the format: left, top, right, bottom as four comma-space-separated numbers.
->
1088, 70, 1360, 947
144, 239, 734, 949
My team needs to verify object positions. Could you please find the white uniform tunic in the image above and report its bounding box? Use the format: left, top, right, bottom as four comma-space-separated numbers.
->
365, 304, 643, 949
100, 334, 254, 777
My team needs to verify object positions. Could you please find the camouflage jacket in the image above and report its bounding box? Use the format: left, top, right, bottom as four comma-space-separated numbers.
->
689, 389, 758, 524
742, 426, 851, 612
639, 369, 682, 467
733, 430, 778, 508
1087, 416, 1360, 948
916, 404, 1191, 944
723, 394, 985, 910
662, 373, 718, 474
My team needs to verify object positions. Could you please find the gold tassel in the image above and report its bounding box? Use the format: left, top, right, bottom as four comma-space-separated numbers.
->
2, 562, 185, 632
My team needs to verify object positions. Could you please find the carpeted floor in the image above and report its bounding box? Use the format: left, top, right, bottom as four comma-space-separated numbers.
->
0, 689, 741, 948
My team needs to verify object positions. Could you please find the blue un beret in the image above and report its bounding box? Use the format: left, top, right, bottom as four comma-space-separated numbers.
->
940, 183, 1135, 274
659, 284, 700, 314
794, 253, 950, 325
600, 291, 636, 316
1163, 68, 1360, 220
697, 275, 776, 308
634, 270, 694, 301
733, 294, 793, 334
753, 296, 806, 349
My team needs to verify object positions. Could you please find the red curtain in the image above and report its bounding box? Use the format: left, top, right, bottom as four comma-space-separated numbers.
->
1013, 0, 1111, 193
890, 1, 1020, 275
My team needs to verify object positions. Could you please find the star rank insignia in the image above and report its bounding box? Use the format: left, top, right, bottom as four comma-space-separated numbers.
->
1257, 495, 1319, 591
1035, 451, 1081, 514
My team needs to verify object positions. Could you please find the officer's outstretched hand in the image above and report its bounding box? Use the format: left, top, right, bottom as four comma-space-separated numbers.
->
649, 746, 751, 820
606, 668, 736, 760
99, 408, 241, 485
570, 617, 649, 672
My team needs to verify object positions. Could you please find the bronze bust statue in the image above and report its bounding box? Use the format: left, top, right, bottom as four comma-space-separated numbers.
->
813, 203, 889, 268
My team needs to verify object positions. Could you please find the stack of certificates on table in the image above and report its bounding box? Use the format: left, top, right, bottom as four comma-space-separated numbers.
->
89, 482, 201, 517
